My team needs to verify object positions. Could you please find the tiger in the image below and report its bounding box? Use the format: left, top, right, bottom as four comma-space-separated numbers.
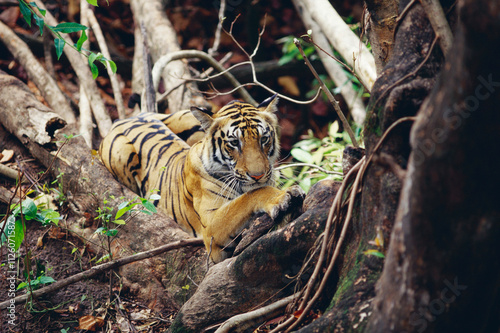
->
99, 95, 305, 263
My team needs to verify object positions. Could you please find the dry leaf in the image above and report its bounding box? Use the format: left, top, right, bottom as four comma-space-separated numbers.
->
36, 236, 44, 248
0, 149, 14, 163
76, 315, 105, 331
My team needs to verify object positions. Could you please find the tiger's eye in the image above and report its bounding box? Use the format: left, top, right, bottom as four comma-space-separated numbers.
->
261, 136, 270, 145
228, 138, 239, 148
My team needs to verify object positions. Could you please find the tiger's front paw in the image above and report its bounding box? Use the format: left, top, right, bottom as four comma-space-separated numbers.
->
269, 185, 305, 222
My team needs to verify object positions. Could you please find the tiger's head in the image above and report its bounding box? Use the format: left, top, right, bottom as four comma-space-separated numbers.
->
191, 95, 280, 193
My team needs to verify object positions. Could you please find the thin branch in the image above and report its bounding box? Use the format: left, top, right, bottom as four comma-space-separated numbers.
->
302, 34, 370, 93
420, 0, 453, 55
208, 0, 225, 56
294, 39, 359, 148
0, 238, 203, 309
275, 163, 343, 176
214, 293, 300, 333
86, 6, 126, 119
152, 50, 256, 105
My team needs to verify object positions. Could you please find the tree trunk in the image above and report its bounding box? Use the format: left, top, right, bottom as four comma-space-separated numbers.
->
296, 0, 446, 331
367, 0, 500, 331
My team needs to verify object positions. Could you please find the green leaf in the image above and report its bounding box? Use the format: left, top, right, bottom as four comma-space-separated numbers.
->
90, 62, 99, 79
141, 200, 157, 214
34, 14, 44, 36
38, 276, 56, 284
363, 249, 385, 258
19, 0, 32, 27
107, 60, 117, 74
88, 53, 99, 79
86, 0, 99, 6
291, 148, 312, 163
13, 219, 25, 251
54, 38, 65, 60
29, 1, 46, 16
21, 198, 38, 220
105, 229, 118, 237
52, 22, 88, 33
114, 205, 130, 220
112, 219, 126, 225
17, 282, 28, 290
75, 29, 87, 51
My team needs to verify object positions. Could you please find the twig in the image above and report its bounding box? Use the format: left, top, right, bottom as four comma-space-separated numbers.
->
394, 0, 418, 39
0, 163, 21, 180
79, 0, 93, 147
275, 163, 343, 176
86, 6, 126, 119
208, 0, 226, 56
214, 293, 300, 333
420, 0, 453, 55
301, 34, 370, 94
286, 157, 365, 332
0, 238, 204, 309
374, 152, 407, 180
294, 0, 377, 90
294, 39, 359, 148
152, 50, 256, 105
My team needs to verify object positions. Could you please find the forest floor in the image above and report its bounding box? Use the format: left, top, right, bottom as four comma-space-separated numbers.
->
0, 0, 363, 331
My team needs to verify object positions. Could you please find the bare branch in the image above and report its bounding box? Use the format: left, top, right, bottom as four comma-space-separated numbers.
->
208, 0, 226, 56
0, 238, 203, 309
420, 0, 453, 55
214, 293, 300, 333
86, 6, 126, 119
294, 39, 359, 147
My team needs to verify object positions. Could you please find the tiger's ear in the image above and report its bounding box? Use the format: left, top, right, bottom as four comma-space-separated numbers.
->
257, 94, 279, 113
191, 106, 214, 130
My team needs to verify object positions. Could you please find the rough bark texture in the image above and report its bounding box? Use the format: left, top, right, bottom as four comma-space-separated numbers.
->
168, 180, 340, 333
367, 0, 500, 331
364, 0, 399, 73
296, 1, 446, 331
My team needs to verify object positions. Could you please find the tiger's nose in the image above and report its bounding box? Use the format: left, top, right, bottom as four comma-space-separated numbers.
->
248, 172, 265, 181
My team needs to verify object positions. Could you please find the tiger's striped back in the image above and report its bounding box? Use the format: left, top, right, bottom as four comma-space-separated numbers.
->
99, 96, 305, 263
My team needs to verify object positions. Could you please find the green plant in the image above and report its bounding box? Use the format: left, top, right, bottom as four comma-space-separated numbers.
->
18, 0, 116, 79
94, 193, 160, 262
0, 197, 61, 251
277, 35, 317, 66
279, 121, 362, 193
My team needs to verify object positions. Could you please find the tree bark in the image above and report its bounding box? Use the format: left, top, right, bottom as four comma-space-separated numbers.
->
295, 1, 446, 331
364, 0, 399, 73
367, 0, 500, 331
